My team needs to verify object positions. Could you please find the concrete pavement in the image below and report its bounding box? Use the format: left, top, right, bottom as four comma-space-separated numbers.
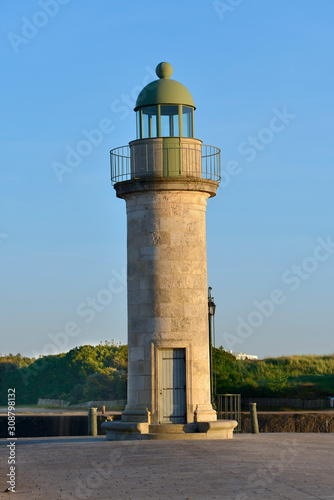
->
0, 434, 333, 499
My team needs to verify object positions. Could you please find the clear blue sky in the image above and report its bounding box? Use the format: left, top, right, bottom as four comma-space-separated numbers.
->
1, 0, 333, 359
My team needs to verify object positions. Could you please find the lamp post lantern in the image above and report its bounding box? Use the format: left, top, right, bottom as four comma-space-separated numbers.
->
102, 62, 237, 439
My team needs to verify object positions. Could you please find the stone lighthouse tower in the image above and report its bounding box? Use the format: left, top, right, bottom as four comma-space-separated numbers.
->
103, 62, 237, 439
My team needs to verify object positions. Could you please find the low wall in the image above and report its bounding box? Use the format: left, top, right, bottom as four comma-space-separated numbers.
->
37, 399, 127, 409
1, 412, 334, 437
0, 415, 87, 438
240, 412, 334, 433
0, 415, 117, 438
242, 398, 329, 409
37, 399, 71, 407
69, 400, 127, 409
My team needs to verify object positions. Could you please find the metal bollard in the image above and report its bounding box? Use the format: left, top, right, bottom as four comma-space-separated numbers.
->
249, 403, 259, 434
88, 407, 98, 436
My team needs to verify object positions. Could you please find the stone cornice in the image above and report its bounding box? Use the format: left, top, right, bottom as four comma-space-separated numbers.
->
114, 177, 219, 199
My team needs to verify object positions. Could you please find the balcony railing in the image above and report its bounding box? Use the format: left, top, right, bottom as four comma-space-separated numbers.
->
110, 144, 221, 184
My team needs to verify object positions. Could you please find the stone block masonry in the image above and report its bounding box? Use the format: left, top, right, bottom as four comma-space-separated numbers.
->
115, 178, 218, 425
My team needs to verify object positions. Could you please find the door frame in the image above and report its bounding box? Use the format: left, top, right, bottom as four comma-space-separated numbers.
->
157, 348, 186, 424
151, 343, 191, 424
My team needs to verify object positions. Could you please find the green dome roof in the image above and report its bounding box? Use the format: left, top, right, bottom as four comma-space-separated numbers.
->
134, 62, 195, 110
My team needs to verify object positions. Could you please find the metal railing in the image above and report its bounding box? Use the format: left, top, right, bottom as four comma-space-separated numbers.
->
110, 143, 221, 184
110, 145, 131, 184
216, 394, 241, 432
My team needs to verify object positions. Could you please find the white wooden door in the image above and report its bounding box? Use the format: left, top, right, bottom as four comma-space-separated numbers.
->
158, 348, 186, 423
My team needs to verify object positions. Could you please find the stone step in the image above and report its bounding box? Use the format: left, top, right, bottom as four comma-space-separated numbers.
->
148, 423, 197, 434
103, 420, 238, 440
144, 432, 220, 440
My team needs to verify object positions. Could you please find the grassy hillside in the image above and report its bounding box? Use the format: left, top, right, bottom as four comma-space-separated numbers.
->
1, 345, 333, 405
214, 350, 334, 398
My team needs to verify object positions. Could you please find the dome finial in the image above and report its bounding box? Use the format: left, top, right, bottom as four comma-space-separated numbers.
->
156, 62, 173, 79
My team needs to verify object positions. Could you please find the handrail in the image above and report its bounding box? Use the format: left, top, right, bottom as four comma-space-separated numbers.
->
110, 143, 221, 184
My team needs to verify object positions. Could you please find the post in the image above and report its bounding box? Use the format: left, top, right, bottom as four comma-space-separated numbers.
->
209, 313, 214, 404
88, 407, 98, 436
249, 403, 259, 434
208, 287, 216, 407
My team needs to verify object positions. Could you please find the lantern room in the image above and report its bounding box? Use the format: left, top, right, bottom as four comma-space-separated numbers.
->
134, 62, 195, 139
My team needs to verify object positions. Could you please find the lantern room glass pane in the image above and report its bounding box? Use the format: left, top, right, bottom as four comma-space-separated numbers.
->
136, 111, 141, 139
182, 106, 193, 138
141, 106, 158, 138
161, 105, 179, 137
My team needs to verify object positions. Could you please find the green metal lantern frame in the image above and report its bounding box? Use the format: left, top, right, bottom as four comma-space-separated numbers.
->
136, 104, 194, 140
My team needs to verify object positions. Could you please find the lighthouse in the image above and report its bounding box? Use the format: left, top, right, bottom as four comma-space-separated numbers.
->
102, 62, 237, 439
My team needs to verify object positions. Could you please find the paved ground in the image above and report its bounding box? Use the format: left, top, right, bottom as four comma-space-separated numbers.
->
0, 433, 333, 500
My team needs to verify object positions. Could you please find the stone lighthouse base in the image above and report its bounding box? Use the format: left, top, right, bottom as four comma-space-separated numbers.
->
101, 420, 238, 441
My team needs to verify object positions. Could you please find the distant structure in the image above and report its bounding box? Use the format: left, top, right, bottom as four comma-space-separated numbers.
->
102, 62, 237, 440
234, 352, 258, 361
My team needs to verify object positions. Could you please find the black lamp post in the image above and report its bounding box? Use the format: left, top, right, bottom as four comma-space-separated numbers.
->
208, 286, 216, 406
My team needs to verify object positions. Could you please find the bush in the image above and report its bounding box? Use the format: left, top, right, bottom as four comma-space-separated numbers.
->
214, 350, 334, 399
0, 342, 127, 405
